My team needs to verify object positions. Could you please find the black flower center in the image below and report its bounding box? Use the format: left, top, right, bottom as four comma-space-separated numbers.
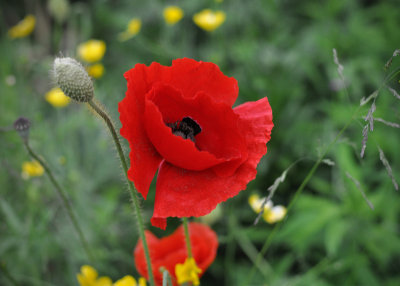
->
167, 117, 202, 142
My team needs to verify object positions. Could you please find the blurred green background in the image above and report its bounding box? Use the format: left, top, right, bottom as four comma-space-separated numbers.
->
1, 0, 400, 285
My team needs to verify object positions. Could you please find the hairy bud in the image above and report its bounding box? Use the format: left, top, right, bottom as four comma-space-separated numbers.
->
52, 57, 94, 102
14, 117, 31, 142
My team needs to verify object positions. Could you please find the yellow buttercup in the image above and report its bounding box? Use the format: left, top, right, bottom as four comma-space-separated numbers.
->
8, 15, 36, 38
163, 6, 184, 25
118, 18, 142, 42
21, 160, 44, 179
193, 9, 225, 32
248, 194, 287, 224
76, 265, 147, 286
87, 63, 105, 79
45, 87, 71, 108
77, 40, 106, 63
175, 258, 202, 286
77, 265, 112, 286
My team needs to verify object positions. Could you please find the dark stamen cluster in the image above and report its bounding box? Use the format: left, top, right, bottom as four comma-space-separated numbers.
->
167, 117, 201, 142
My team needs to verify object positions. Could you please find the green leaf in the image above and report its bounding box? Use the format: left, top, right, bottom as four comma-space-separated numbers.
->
324, 219, 349, 256
0, 199, 22, 233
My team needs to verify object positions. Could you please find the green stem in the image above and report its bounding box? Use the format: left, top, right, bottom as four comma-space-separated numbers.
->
182, 217, 192, 258
299, 257, 331, 284
232, 221, 271, 279
384, 66, 400, 84
245, 104, 362, 285
224, 205, 236, 286
87, 99, 156, 286
23, 141, 94, 262
245, 61, 400, 285
161, 268, 173, 286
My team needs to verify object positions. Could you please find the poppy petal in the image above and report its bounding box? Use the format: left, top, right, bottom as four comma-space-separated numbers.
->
234, 96, 274, 167
151, 97, 273, 223
120, 59, 239, 197
144, 91, 225, 171
134, 223, 218, 286
124, 59, 237, 105
150, 217, 167, 230
144, 83, 246, 171
167, 58, 238, 106
119, 73, 163, 199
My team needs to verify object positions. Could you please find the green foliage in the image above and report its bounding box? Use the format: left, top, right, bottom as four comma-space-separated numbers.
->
1, 0, 400, 285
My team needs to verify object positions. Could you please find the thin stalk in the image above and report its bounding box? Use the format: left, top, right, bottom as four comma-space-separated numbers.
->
384, 66, 400, 84
232, 225, 271, 279
297, 257, 331, 284
182, 217, 193, 258
23, 141, 94, 262
245, 104, 362, 285
161, 268, 173, 286
87, 99, 155, 286
245, 61, 400, 285
224, 205, 237, 286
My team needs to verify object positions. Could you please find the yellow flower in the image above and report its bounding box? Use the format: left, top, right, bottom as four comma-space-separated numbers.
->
45, 87, 71, 108
113, 275, 146, 286
118, 18, 141, 42
248, 194, 272, 213
113, 275, 137, 286
21, 160, 44, 179
263, 205, 287, 224
77, 40, 106, 63
138, 277, 146, 286
193, 9, 225, 32
175, 258, 202, 286
8, 15, 36, 38
77, 265, 112, 286
248, 194, 286, 224
87, 63, 105, 79
163, 6, 184, 25
127, 18, 142, 35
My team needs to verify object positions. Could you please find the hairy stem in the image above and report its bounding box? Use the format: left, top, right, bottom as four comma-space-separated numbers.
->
23, 142, 94, 262
87, 99, 155, 286
182, 217, 193, 258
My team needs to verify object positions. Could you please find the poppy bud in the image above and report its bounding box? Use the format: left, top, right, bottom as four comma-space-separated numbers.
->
52, 57, 94, 102
13, 116, 31, 142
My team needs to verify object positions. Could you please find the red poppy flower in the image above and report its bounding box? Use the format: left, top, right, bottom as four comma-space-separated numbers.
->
134, 222, 218, 286
119, 58, 273, 229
